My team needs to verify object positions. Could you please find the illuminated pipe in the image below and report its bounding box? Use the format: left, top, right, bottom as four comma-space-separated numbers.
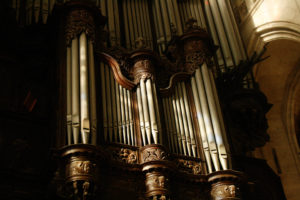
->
123, 87, 130, 145
174, 87, 188, 156
88, 41, 97, 145
110, 69, 118, 142
137, 86, 146, 146
105, 64, 113, 142
100, 0, 106, 16
202, 63, 227, 170
154, 0, 166, 51
171, 96, 183, 154
146, 79, 158, 144
152, 82, 162, 144
66, 47, 72, 145
216, 0, 243, 63
127, 90, 135, 145
100, 63, 108, 141
139, 0, 149, 46
181, 82, 197, 157
79, 33, 90, 144
196, 0, 207, 28
119, 85, 127, 144
140, 78, 151, 144
195, 68, 220, 171
71, 37, 80, 144
115, 82, 122, 144
191, 76, 213, 173
177, 84, 192, 156
208, 0, 232, 66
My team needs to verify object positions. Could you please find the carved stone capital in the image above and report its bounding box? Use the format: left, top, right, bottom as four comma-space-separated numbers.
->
208, 170, 245, 200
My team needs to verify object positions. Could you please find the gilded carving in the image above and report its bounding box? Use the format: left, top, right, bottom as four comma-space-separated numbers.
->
142, 148, 167, 163
118, 148, 138, 164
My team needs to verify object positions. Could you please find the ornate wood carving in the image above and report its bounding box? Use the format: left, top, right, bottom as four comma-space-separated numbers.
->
208, 170, 244, 200
177, 159, 202, 175
110, 147, 138, 164
145, 171, 169, 198
140, 144, 168, 164
64, 1, 106, 46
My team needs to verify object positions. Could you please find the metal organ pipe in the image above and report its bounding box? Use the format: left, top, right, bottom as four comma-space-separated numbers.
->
79, 33, 90, 144
137, 87, 146, 146
71, 38, 80, 144
110, 69, 118, 142
201, 63, 228, 170
146, 79, 158, 144
100, 63, 108, 142
195, 68, 220, 171
177, 84, 192, 156
191, 77, 213, 173
88, 41, 97, 145
66, 47, 72, 145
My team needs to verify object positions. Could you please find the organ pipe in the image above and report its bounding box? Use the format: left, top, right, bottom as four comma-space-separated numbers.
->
66, 47, 72, 145
137, 87, 147, 146
71, 38, 80, 144
79, 33, 90, 144
100, 63, 108, 141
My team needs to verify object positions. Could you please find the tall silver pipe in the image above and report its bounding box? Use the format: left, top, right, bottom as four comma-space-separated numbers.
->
191, 76, 213, 173
171, 96, 183, 154
113, 0, 120, 45
162, 98, 173, 152
79, 33, 90, 144
115, 82, 122, 143
66, 47, 72, 145
137, 87, 146, 146
127, 90, 134, 145
167, 97, 178, 154
177, 84, 192, 156
88, 41, 97, 145
152, 82, 162, 144
122, 0, 131, 48
140, 78, 151, 144
202, 63, 227, 170
119, 85, 127, 144
174, 87, 188, 156
181, 82, 197, 157
123, 87, 130, 145
146, 79, 158, 144
195, 68, 220, 171
110, 70, 118, 142
71, 38, 80, 144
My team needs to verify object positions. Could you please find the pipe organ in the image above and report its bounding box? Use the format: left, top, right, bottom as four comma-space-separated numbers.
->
34, 0, 252, 199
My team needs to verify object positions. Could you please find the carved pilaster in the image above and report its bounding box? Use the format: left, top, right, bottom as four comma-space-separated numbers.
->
140, 145, 172, 199
208, 170, 245, 200
58, 144, 106, 200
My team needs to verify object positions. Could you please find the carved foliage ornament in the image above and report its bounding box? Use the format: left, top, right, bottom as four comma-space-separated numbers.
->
65, 9, 96, 46
177, 159, 202, 175
111, 148, 138, 164
142, 147, 167, 163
